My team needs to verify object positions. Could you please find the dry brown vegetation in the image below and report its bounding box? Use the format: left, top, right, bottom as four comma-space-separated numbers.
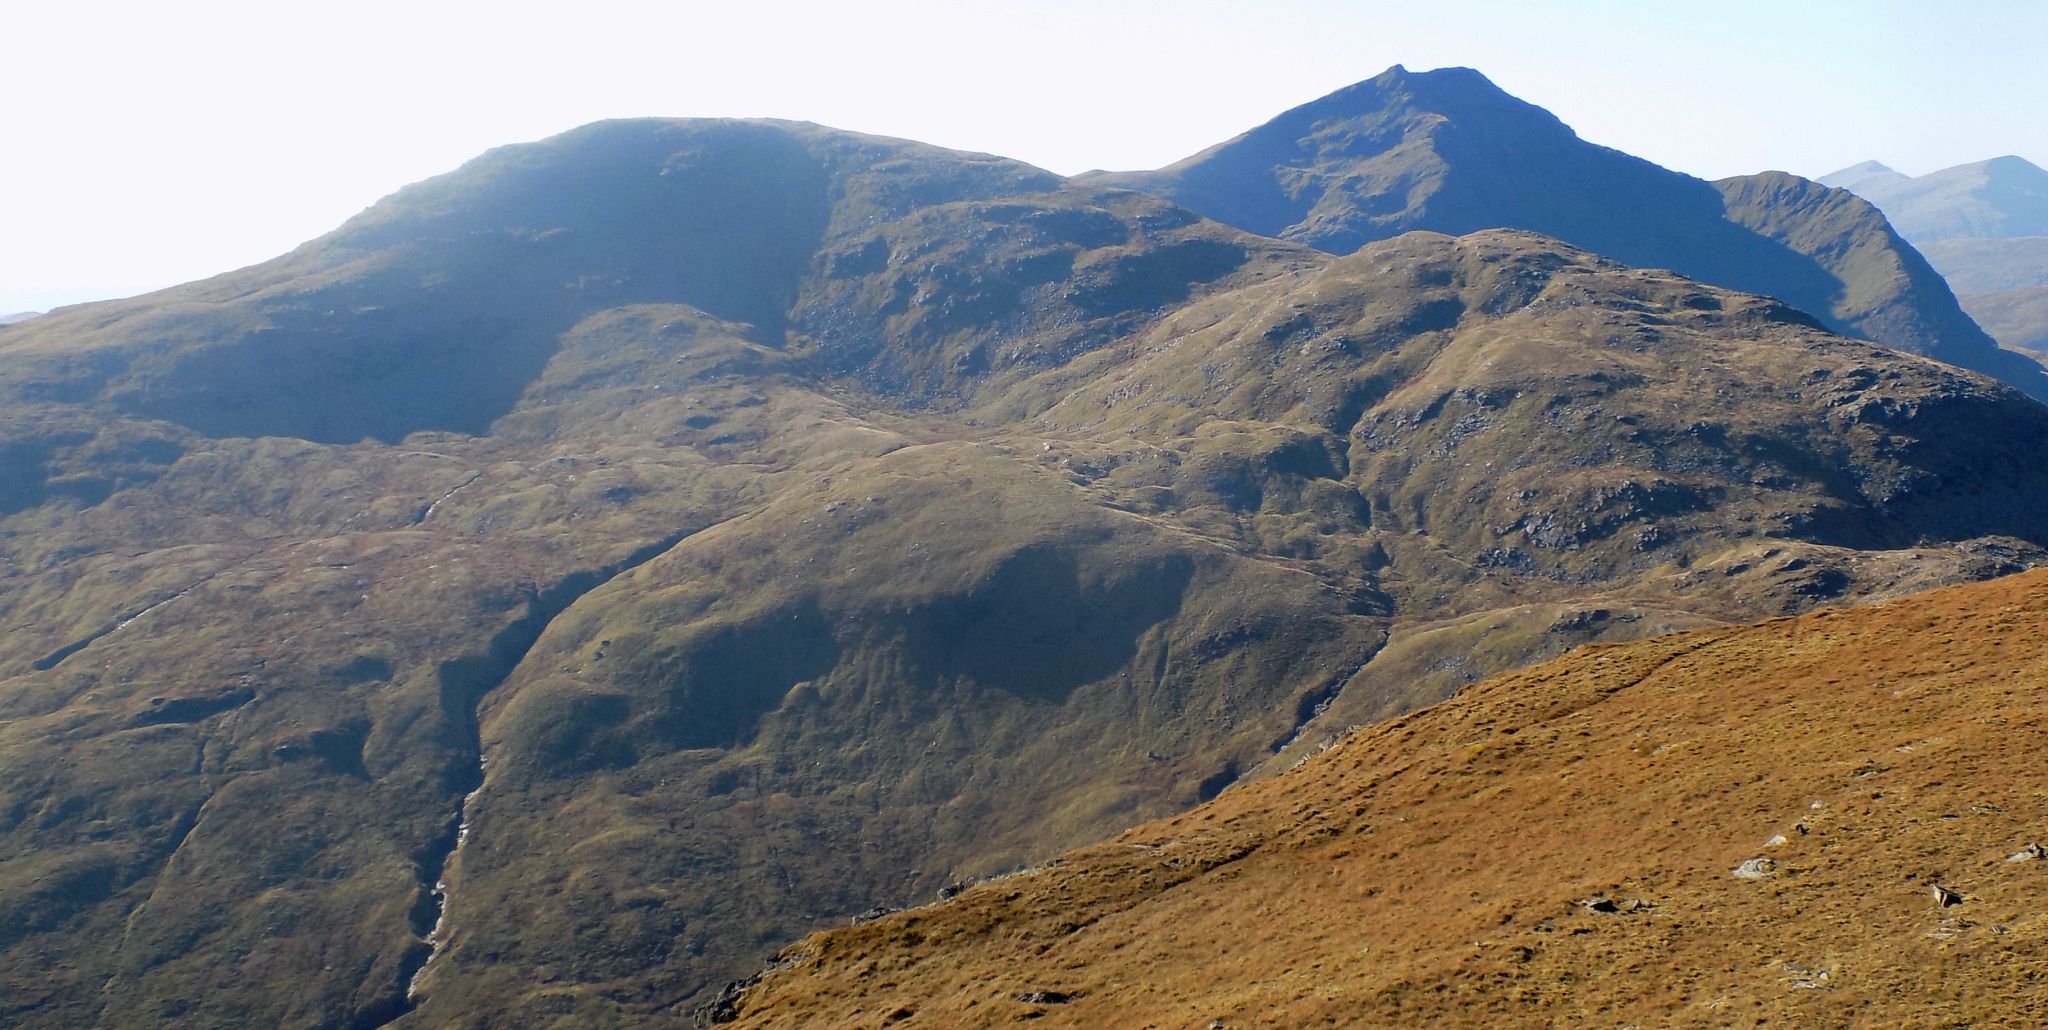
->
728, 568, 2048, 1028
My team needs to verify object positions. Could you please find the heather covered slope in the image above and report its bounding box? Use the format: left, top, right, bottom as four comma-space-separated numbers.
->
7, 117, 2048, 1028
725, 568, 2048, 1028
1022, 229, 2048, 745
1089, 65, 2047, 401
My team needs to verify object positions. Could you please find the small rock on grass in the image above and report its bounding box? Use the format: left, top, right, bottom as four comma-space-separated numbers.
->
1732, 857, 1775, 879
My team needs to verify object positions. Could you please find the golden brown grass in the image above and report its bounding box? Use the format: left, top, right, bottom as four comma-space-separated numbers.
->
729, 568, 2048, 1027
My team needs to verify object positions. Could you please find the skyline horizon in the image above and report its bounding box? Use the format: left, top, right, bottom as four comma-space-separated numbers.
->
6, 95, 2036, 318
6, 1, 2045, 315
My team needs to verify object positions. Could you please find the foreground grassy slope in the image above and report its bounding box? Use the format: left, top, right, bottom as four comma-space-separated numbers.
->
727, 567, 2048, 1027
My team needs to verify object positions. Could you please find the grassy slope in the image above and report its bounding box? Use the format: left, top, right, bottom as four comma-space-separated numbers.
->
1822, 164, 2048, 366
1022, 228, 2048, 757
409, 444, 1384, 1022
0, 123, 1329, 1025
1713, 170, 2015, 389
727, 567, 2048, 1028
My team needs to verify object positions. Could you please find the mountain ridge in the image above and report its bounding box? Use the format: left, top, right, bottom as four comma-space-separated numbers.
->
1088, 65, 2048, 402
1821, 154, 2048, 242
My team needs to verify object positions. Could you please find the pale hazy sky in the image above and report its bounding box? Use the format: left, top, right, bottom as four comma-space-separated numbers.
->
4, 0, 2043, 315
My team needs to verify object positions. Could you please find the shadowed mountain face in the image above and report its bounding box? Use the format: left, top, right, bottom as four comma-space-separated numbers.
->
6, 113, 2048, 1027
724, 568, 2048, 1027
1825, 157, 2048, 361
1089, 65, 2048, 402
0, 120, 1052, 444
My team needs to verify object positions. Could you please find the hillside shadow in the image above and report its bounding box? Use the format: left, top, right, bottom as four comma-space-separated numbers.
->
122, 121, 831, 443
907, 545, 1196, 703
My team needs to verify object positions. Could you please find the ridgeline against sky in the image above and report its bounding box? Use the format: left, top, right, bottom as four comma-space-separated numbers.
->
6, 0, 2048, 314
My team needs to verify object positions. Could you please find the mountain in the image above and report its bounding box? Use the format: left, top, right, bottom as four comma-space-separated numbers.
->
0, 119, 1338, 1026
721, 568, 2048, 1027
7, 114, 2048, 1026
1825, 158, 2048, 361
1087, 65, 2048, 402
1817, 158, 1911, 197
0, 312, 38, 326
1820, 155, 2048, 243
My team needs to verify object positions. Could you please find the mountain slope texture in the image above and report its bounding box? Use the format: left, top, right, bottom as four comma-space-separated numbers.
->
3, 80, 2048, 1028
723, 568, 2048, 1027
1091, 65, 2048, 401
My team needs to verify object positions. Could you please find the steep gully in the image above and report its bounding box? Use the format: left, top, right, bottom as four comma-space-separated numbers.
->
365, 533, 1369, 1025
356, 529, 693, 1030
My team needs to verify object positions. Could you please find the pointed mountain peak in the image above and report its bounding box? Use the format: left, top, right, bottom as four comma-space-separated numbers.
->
1365, 62, 1501, 90
1816, 160, 1912, 193
1312, 64, 1552, 125
1836, 154, 2048, 242
1084, 74, 2036, 399
1083, 63, 1580, 245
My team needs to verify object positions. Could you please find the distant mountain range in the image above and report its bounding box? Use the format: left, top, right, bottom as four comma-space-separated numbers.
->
1822, 157, 2048, 356
0, 312, 39, 326
5, 68, 2048, 1027
1821, 156, 2048, 242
